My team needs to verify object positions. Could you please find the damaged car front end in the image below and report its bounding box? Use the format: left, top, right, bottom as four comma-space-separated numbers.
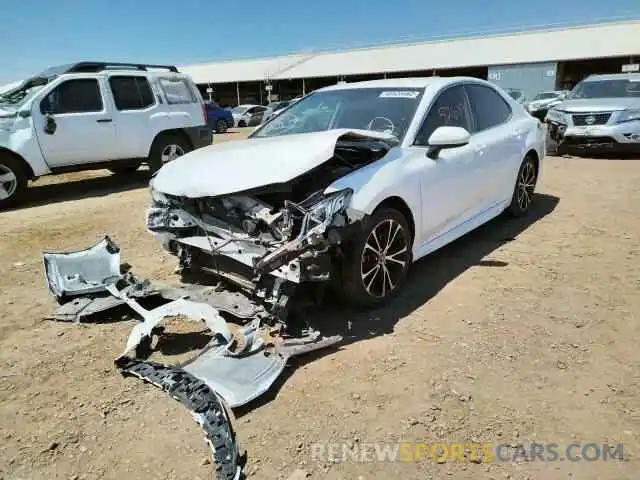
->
146, 130, 398, 326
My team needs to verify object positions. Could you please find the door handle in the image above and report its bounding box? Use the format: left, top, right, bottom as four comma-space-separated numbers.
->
96, 118, 112, 123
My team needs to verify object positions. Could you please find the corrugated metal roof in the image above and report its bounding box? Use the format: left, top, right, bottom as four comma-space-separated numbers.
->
180, 21, 640, 84
181, 53, 313, 83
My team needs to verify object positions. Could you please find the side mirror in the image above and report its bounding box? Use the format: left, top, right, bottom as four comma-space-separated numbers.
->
44, 114, 57, 135
18, 110, 31, 119
426, 126, 470, 159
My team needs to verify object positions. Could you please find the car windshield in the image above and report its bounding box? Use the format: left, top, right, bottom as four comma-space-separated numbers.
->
569, 79, 640, 99
533, 92, 559, 100
232, 106, 250, 114
0, 82, 46, 107
252, 87, 425, 140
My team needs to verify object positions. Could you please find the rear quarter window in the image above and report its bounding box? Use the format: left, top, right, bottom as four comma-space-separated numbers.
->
159, 78, 196, 104
465, 84, 513, 132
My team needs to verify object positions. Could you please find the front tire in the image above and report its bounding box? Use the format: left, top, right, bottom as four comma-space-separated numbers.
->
506, 155, 538, 217
148, 134, 191, 175
0, 155, 28, 210
341, 208, 412, 307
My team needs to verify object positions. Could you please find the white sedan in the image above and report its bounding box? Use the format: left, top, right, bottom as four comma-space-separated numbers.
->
148, 77, 545, 306
231, 104, 272, 127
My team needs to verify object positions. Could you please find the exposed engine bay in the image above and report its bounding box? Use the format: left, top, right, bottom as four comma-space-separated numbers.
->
146, 134, 394, 324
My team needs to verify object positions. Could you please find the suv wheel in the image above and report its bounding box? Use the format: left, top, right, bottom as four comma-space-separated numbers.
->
0, 155, 28, 210
341, 208, 412, 307
149, 135, 191, 174
215, 119, 228, 133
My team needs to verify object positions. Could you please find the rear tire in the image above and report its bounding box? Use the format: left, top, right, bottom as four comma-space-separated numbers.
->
341, 208, 412, 307
215, 119, 228, 133
506, 155, 538, 217
148, 134, 191, 175
0, 154, 28, 210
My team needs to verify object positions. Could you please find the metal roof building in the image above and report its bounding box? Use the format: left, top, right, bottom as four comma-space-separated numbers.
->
181, 20, 640, 84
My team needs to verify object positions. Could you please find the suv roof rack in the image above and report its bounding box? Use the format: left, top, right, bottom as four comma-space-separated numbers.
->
37, 62, 179, 78
67, 62, 179, 73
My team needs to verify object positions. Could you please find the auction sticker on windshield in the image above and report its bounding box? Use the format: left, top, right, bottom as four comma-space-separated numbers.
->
379, 91, 421, 99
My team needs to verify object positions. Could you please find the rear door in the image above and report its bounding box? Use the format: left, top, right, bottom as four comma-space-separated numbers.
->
106, 74, 164, 158
463, 83, 521, 208
32, 76, 118, 166
157, 76, 206, 129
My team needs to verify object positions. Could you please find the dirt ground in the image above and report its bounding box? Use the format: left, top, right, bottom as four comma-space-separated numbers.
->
1, 128, 638, 480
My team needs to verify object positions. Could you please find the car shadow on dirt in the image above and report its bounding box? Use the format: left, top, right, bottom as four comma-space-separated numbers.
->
234, 193, 560, 417
7, 170, 151, 212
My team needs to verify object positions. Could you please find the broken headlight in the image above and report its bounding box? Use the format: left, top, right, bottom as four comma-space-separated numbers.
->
307, 188, 353, 224
150, 188, 170, 206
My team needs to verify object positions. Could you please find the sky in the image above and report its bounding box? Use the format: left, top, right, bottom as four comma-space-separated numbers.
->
1, 0, 638, 84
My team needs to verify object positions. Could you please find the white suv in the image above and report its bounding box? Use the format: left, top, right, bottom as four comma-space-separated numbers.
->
0, 62, 211, 209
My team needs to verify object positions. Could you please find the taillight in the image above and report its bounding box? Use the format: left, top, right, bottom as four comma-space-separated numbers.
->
201, 104, 208, 124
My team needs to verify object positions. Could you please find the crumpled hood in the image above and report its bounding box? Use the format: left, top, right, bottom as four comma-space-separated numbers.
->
555, 98, 640, 113
151, 129, 397, 198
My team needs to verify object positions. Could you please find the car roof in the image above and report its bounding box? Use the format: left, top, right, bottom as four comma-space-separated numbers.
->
583, 73, 640, 82
319, 76, 487, 92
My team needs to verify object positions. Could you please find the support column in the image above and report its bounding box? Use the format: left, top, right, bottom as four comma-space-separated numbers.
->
302, 78, 306, 96
236, 82, 240, 105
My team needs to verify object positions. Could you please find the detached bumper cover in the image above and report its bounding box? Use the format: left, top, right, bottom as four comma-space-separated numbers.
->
116, 359, 241, 480
42, 236, 342, 479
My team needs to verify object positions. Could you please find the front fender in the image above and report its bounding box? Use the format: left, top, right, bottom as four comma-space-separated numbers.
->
325, 149, 421, 235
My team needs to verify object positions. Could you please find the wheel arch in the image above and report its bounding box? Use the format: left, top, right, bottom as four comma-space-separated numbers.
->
0, 147, 35, 179
148, 129, 194, 157
372, 195, 416, 244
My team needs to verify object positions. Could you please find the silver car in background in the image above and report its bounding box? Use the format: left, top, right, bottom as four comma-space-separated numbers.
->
545, 73, 640, 156
231, 104, 272, 127
526, 90, 569, 121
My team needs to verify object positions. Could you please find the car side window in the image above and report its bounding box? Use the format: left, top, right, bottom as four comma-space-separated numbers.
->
40, 79, 103, 115
158, 78, 196, 104
109, 76, 155, 111
414, 86, 472, 146
465, 84, 512, 132
246, 107, 257, 114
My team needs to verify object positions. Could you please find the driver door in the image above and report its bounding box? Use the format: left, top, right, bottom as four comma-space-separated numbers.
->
406, 85, 478, 247
32, 77, 117, 166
